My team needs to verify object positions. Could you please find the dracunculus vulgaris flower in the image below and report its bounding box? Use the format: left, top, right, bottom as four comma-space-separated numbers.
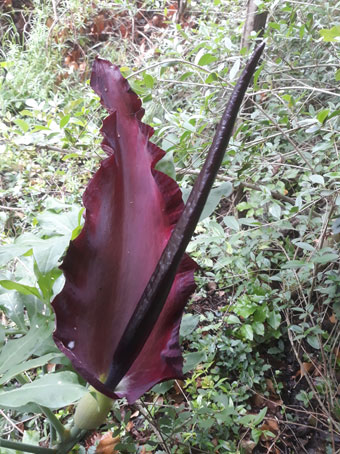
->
52, 43, 264, 427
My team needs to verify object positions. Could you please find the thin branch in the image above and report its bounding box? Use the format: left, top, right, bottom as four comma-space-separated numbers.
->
176, 168, 295, 204
250, 99, 314, 172
126, 58, 226, 82
0, 409, 24, 435
134, 401, 171, 454
0, 205, 25, 212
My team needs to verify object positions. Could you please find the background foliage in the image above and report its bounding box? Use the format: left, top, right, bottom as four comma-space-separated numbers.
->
0, 0, 340, 453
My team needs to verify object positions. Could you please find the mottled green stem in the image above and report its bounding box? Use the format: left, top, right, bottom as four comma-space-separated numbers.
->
54, 426, 89, 454
39, 406, 68, 442
0, 438, 56, 454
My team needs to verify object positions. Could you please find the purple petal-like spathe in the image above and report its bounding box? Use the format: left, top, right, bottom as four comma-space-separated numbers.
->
52, 58, 197, 402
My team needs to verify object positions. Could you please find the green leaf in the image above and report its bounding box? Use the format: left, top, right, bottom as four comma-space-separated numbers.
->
197, 53, 217, 66
307, 335, 320, 349
268, 311, 281, 330
319, 25, 340, 42
182, 182, 233, 221
240, 324, 253, 341
183, 351, 207, 373
199, 182, 233, 220
0, 325, 4, 349
294, 241, 315, 252
269, 203, 281, 219
0, 353, 64, 385
60, 114, 70, 128
152, 380, 174, 394
205, 72, 218, 83
22, 430, 40, 446
37, 207, 82, 237
156, 151, 176, 180
0, 292, 27, 332
0, 280, 41, 298
143, 73, 154, 88
33, 235, 70, 274
223, 215, 240, 231
281, 260, 311, 269
13, 118, 29, 133
335, 69, 340, 81
239, 407, 267, 426
253, 63, 264, 90
225, 314, 241, 324
180, 314, 200, 337
0, 372, 87, 410
252, 321, 264, 336
0, 317, 53, 375
316, 109, 329, 124
310, 174, 324, 185
312, 252, 338, 264
229, 59, 240, 82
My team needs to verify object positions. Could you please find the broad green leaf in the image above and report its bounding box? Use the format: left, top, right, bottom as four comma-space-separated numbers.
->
269, 203, 281, 219
0, 353, 64, 385
33, 235, 70, 273
229, 59, 240, 82
183, 182, 233, 221
268, 311, 281, 330
240, 324, 253, 341
239, 407, 267, 426
312, 252, 338, 264
0, 280, 41, 298
309, 174, 324, 185
316, 109, 329, 124
281, 260, 311, 269
333, 301, 340, 320
0, 317, 53, 375
22, 430, 40, 446
253, 306, 268, 323
223, 215, 240, 231
60, 114, 70, 128
234, 301, 257, 318
205, 72, 218, 83
0, 233, 39, 266
152, 380, 174, 394
252, 322, 264, 336
13, 118, 29, 133
62, 153, 79, 160
143, 73, 154, 88
197, 53, 217, 66
0, 372, 86, 410
225, 314, 241, 324
333, 217, 340, 235
307, 335, 320, 349
37, 207, 82, 237
156, 151, 176, 180
319, 25, 340, 42
0, 292, 27, 332
294, 241, 315, 252
183, 351, 207, 373
180, 313, 200, 337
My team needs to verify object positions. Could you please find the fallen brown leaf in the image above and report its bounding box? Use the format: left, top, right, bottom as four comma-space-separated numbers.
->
95, 433, 120, 454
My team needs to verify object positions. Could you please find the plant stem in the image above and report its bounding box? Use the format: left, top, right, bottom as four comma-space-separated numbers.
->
54, 426, 89, 454
39, 405, 68, 442
0, 438, 56, 454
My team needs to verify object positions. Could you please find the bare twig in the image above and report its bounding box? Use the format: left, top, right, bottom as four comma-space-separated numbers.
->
0, 409, 24, 435
176, 168, 295, 204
